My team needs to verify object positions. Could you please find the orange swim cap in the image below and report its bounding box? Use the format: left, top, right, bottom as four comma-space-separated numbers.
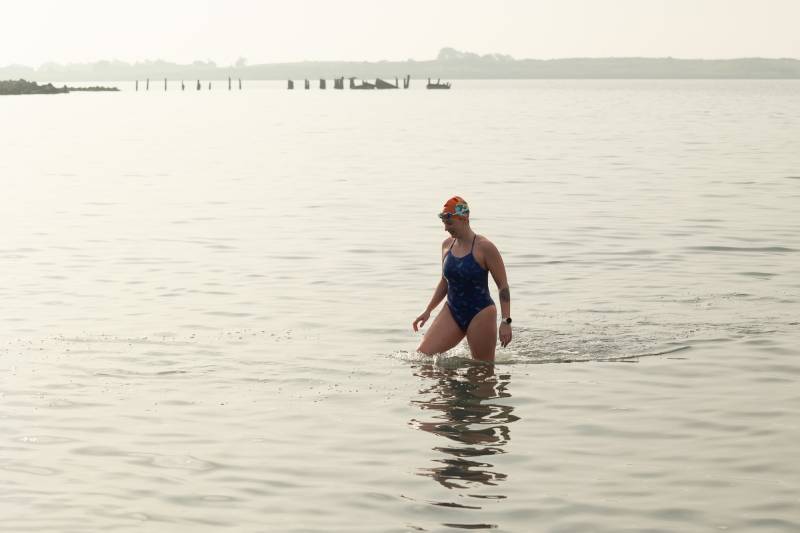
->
439, 196, 470, 219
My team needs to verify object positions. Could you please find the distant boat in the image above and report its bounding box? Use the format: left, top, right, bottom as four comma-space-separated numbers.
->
426, 78, 451, 90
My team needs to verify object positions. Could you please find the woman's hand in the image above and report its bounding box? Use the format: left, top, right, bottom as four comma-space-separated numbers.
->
499, 322, 512, 347
413, 310, 431, 332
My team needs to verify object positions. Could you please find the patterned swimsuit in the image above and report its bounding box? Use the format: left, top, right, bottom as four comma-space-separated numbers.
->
443, 235, 495, 331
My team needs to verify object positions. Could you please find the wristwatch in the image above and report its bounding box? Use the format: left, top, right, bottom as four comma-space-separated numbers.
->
501, 317, 512, 325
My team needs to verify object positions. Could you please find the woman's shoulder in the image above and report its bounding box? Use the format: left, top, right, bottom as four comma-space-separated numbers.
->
441, 236, 455, 249
474, 235, 501, 260
475, 234, 498, 251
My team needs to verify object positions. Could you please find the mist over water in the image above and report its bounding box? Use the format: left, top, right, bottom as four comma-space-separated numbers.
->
2, 80, 799, 531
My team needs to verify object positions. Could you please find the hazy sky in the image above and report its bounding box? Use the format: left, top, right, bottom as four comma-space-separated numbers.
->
3, 0, 800, 66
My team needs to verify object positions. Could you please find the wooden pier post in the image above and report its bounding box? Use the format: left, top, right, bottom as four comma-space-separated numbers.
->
164, 78, 167, 91
319, 79, 326, 89
288, 80, 294, 90
404, 75, 410, 89
135, 80, 139, 91
181, 81, 185, 91
208, 82, 211, 90
197, 80, 201, 90
228, 76, 232, 90
146, 78, 149, 91
304, 79, 310, 90
238, 78, 242, 90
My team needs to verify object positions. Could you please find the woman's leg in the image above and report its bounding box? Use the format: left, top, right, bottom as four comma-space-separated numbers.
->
466, 305, 497, 362
417, 304, 465, 355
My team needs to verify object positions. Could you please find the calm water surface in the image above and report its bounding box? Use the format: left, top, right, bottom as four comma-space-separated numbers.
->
1, 80, 799, 531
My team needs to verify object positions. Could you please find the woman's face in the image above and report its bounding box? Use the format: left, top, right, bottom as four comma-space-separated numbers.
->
441, 215, 466, 236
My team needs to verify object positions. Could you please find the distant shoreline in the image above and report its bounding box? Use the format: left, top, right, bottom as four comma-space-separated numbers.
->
4, 49, 800, 81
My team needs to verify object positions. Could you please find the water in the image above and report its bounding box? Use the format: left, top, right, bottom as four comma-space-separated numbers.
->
1, 80, 799, 531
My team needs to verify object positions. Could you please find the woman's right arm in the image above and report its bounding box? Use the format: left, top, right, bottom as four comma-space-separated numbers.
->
413, 240, 451, 331
413, 277, 447, 331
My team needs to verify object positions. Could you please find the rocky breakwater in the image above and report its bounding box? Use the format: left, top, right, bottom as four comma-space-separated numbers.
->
1, 79, 119, 95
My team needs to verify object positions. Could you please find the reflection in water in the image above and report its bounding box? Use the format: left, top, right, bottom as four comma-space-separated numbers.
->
410, 361, 519, 528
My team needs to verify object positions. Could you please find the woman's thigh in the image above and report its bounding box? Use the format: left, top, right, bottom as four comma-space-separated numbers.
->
466, 305, 497, 362
417, 304, 465, 355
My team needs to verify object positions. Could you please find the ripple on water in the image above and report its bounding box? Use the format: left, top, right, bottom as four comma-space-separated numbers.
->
71, 446, 222, 472
685, 245, 796, 253
0, 462, 61, 476
15, 435, 77, 445
737, 271, 777, 278
134, 454, 222, 472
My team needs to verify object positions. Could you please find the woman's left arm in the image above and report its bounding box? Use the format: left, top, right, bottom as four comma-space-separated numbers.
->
484, 241, 512, 347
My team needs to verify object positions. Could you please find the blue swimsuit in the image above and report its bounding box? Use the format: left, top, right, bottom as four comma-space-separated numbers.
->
443, 235, 495, 331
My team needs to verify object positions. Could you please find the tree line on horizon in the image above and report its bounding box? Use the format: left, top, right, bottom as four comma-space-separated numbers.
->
3, 48, 800, 81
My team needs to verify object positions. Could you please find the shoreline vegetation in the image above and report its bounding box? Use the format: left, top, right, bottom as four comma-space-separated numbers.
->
2, 48, 800, 82
0, 79, 119, 95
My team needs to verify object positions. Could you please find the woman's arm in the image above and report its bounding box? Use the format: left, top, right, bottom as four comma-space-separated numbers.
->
426, 276, 448, 313
484, 240, 512, 347
413, 240, 451, 331
413, 276, 447, 331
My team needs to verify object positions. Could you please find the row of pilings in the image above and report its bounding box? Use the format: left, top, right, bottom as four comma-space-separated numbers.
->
131, 74, 437, 91
134, 77, 243, 91
288, 75, 412, 90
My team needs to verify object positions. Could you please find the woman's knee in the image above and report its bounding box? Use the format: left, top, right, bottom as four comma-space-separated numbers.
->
417, 334, 460, 356
416, 340, 434, 355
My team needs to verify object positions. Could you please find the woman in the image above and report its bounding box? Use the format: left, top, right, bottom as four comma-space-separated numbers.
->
413, 196, 512, 362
